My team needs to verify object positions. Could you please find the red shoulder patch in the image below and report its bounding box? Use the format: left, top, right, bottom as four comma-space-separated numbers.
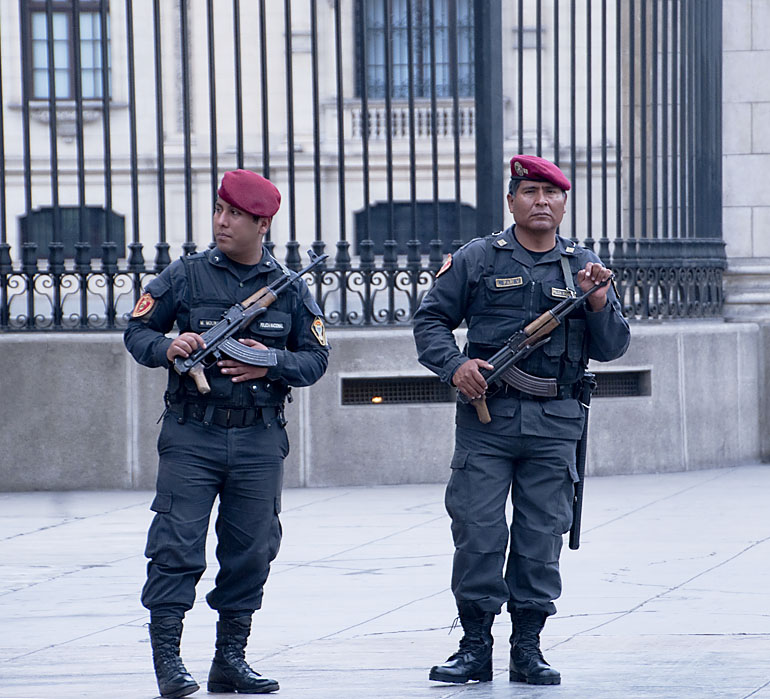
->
131, 292, 156, 318
436, 253, 453, 278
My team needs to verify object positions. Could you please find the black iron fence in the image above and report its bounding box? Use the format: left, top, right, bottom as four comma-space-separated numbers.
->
0, 0, 724, 330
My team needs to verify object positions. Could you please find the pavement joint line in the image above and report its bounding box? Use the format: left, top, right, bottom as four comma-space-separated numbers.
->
253, 587, 451, 664
581, 467, 737, 537
0, 499, 151, 542
743, 678, 770, 699
547, 532, 770, 653
3, 615, 148, 663
271, 514, 448, 576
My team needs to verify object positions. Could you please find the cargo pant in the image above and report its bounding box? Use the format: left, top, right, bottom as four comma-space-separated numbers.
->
141, 409, 288, 619
446, 415, 577, 617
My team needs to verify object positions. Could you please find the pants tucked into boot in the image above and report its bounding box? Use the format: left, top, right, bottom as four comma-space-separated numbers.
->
207, 615, 279, 694
509, 608, 561, 685
429, 602, 495, 684
148, 617, 199, 698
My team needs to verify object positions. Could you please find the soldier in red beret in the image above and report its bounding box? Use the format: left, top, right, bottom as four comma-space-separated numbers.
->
414, 155, 629, 686
125, 170, 329, 697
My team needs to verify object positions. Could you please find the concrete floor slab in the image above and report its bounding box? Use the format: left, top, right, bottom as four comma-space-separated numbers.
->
1, 465, 770, 698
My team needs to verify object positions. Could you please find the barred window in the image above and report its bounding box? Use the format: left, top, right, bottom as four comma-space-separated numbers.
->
359, 0, 474, 100
25, 0, 111, 101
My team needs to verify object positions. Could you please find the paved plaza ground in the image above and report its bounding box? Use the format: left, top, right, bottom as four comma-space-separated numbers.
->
1, 464, 769, 698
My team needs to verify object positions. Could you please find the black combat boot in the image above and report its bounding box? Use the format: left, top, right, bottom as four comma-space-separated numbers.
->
148, 617, 200, 698
207, 616, 279, 694
509, 608, 561, 685
429, 602, 495, 684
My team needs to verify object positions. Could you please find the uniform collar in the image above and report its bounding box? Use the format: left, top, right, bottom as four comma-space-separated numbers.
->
500, 226, 576, 266
206, 246, 279, 280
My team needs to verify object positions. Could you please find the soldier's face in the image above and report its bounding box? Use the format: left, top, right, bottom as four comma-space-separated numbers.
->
213, 197, 270, 263
507, 181, 567, 235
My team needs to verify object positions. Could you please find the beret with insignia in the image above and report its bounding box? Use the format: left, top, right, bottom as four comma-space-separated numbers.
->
510, 154, 571, 192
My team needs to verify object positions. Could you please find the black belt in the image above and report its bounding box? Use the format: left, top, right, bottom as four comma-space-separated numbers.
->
502, 383, 578, 401
169, 403, 276, 428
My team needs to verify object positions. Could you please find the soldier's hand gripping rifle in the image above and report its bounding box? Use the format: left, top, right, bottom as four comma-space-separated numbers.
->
464, 277, 612, 424
174, 251, 328, 394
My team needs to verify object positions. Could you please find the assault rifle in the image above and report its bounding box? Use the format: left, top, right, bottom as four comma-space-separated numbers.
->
174, 251, 328, 394
464, 277, 612, 424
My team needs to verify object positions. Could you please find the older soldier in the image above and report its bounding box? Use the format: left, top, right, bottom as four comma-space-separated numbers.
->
413, 155, 630, 686
125, 170, 329, 697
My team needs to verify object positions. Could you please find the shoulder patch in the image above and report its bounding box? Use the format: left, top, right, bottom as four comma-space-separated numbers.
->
436, 253, 453, 278
131, 292, 156, 318
311, 317, 327, 346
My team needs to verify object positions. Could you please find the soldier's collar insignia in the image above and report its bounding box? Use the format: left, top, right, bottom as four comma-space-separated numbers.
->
311, 317, 327, 346
513, 161, 528, 177
564, 246, 576, 254
131, 292, 155, 318
495, 239, 508, 247
436, 253, 453, 277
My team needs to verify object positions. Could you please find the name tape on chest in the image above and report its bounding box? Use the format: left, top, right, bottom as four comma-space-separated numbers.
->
257, 321, 286, 331
198, 319, 219, 328
495, 276, 524, 288
551, 287, 573, 299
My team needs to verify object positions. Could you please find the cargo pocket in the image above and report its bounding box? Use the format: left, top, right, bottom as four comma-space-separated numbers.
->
150, 492, 172, 513
445, 450, 469, 524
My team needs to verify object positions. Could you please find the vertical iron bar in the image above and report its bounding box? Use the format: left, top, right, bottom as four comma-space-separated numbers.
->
474, 0, 503, 238
207, 0, 218, 205
357, 0, 371, 256
179, 0, 194, 254
517, 0, 523, 153
628, 0, 636, 243
125, 0, 139, 249
284, 0, 299, 268
614, 0, 623, 258
233, 0, 244, 169
536, 0, 542, 156
553, 0, 560, 165
569, 0, 576, 241
384, 0, 394, 246
679, 0, 687, 240
429, 0, 440, 246
671, 0, 679, 238
686, 0, 695, 240
662, 0, 669, 239
599, 0, 610, 261
152, 0, 169, 270
333, 0, 349, 325
100, 0, 113, 245
585, 0, 593, 250
407, 0, 417, 247
72, 0, 86, 243
259, 0, 270, 178
652, 0, 658, 239
44, 0, 61, 245
311, 0, 322, 244
20, 3, 33, 214
1, 13, 10, 330
449, 0, 462, 248
632, 0, 650, 239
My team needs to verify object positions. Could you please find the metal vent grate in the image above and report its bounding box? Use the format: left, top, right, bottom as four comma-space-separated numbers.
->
594, 370, 651, 398
341, 377, 455, 405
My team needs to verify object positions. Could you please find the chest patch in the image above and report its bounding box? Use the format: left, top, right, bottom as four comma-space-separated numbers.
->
257, 321, 286, 331
551, 287, 574, 299
495, 276, 524, 288
198, 319, 219, 328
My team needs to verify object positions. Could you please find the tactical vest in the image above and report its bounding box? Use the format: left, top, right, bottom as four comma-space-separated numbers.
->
465, 234, 589, 386
166, 253, 294, 408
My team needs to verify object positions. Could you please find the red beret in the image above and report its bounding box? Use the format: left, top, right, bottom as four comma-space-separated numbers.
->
217, 169, 281, 217
509, 155, 571, 192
